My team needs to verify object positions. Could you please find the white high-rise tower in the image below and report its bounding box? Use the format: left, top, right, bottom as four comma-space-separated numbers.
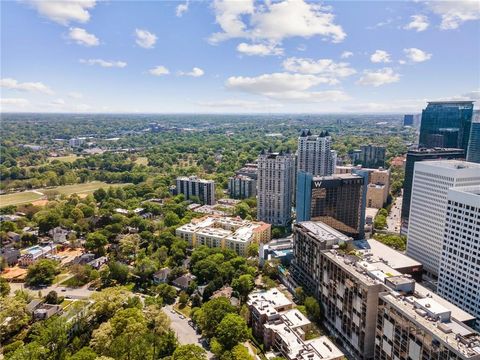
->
297, 130, 336, 176
406, 160, 480, 276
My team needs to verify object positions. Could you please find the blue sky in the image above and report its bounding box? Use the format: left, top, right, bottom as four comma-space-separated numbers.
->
1, 0, 479, 113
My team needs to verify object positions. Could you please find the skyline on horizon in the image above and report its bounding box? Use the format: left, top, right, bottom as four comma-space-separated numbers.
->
1, 0, 479, 114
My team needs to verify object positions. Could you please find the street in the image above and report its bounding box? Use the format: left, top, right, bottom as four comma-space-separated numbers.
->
386, 195, 402, 234
8, 282, 94, 299
164, 304, 214, 359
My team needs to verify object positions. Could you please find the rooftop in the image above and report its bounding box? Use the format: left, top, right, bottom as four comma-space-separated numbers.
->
419, 159, 480, 170
297, 222, 351, 243
353, 239, 422, 270
382, 293, 480, 359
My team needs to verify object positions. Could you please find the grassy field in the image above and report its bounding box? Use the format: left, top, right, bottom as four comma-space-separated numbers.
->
0, 181, 130, 207
48, 155, 80, 163
134, 157, 149, 165
0, 191, 43, 207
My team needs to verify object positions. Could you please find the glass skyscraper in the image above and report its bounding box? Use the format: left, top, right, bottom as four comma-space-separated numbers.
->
467, 113, 480, 164
419, 101, 474, 152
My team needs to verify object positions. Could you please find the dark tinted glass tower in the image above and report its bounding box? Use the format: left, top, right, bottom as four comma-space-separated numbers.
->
400, 148, 465, 230
403, 114, 414, 126
467, 114, 480, 164
296, 171, 364, 239
419, 101, 474, 152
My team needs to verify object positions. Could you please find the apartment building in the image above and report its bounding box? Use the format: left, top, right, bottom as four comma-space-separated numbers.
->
376, 292, 480, 360
175, 216, 271, 256
291, 221, 477, 359
257, 149, 295, 226
437, 186, 480, 330
406, 160, 480, 276
247, 288, 343, 360
228, 174, 256, 199
297, 129, 336, 176
290, 221, 351, 295
175, 175, 216, 205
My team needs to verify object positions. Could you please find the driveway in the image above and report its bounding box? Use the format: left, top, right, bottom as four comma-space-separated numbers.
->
386, 195, 402, 234
164, 304, 213, 359
8, 282, 94, 299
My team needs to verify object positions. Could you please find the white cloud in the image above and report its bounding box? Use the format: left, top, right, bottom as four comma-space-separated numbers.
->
236, 42, 283, 56
51, 98, 66, 106
176, 2, 189, 17
462, 89, 480, 100
25, 0, 96, 26
404, 15, 429, 32
80, 59, 127, 68
340, 51, 353, 59
209, 0, 345, 44
0, 78, 54, 94
370, 50, 391, 63
356, 67, 400, 87
403, 48, 432, 62
135, 29, 157, 49
68, 92, 83, 99
68, 27, 99, 46
428, 1, 480, 30
282, 57, 356, 82
225, 72, 349, 102
149, 66, 170, 76
179, 67, 205, 77
0, 98, 30, 108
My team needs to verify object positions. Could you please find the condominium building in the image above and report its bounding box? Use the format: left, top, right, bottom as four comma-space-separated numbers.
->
360, 145, 386, 168
406, 160, 480, 276
297, 129, 336, 176
419, 101, 474, 152
290, 221, 351, 295
228, 174, 256, 199
296, 172, 365, 239
68, 137, 85, 147
257, 149, 295, 226
290, 222, 477, 359
437, 186, 480, 330
236, 162, 258, 180
175, 215, 271, 256
403, 114, 414, 126
247, 288, 343, 360
376, 292, 480, 360
400, 148, 465, 230
175, 175, 216, 205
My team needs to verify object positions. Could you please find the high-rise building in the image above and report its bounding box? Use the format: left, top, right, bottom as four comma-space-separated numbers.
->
359, 144, 385, 168
437, 186, 480, 330
403, 114, 414, 126
467, 113, 480, 164
400, 148, 465, 230
376, 291, 480, 360
296, 172, 365, 239
175, 176, 216, 205
419, 101, 474, 152
236, 162, 258, 180
257, 149, 295, 227
228, 175, 256, 199
406, 160, 480, 276
290, 222, 479, 360
297, 129, 336, 176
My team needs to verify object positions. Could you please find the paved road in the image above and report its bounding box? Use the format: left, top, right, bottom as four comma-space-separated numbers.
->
164, 304, 213, 359
386, 196, 402, 234
8, 282, 94, 299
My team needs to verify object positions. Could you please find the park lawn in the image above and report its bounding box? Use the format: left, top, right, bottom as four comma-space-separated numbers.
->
173, 303, 192, 318
0, 191, 43, 207
51, 181, 129, 196
134, 157, 149, 165
48, 155, 80, 163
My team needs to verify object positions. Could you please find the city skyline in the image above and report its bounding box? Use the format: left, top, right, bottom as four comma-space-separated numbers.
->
1, 0, 480, 114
